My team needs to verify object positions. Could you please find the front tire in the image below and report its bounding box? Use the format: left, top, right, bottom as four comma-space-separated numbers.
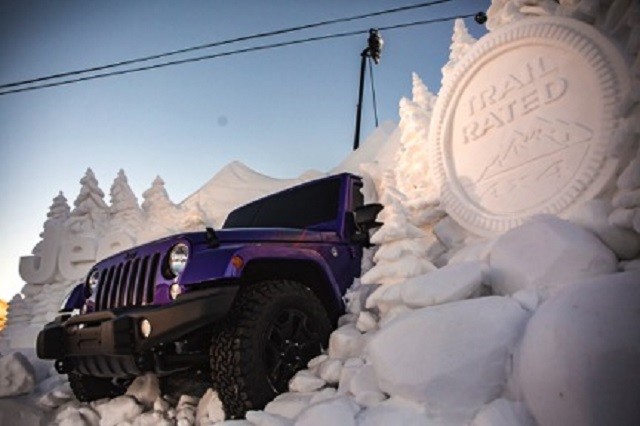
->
210, 280, 331, 419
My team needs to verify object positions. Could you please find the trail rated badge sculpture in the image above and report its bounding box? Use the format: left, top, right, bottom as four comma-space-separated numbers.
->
429, 16, 631, 236
36, 174, 382, 418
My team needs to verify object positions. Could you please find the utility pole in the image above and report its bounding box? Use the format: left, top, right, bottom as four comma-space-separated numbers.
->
353, 29, 383, 151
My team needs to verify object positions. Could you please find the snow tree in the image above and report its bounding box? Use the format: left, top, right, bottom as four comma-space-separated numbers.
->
441, 18, 477, 87
394, 74, 444, 228
139, 176, 182, 242
411, 72, 437, 112
108, 169, 143, 238
66, 168, 109, 236
32, 191, 70, 255
361, 171, 437, 286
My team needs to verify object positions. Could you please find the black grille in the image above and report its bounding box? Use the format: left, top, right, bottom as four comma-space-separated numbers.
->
95, 252, 161, 310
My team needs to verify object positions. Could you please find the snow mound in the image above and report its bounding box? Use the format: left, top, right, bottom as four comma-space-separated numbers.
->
0, 351, 36, 397
487, 215, 618, 300
516, 270, 640, 426
368, 296, 530, 424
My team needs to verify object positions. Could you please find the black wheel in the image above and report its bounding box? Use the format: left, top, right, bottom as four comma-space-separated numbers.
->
211, 280, 331, 419
68, 372, 128, 402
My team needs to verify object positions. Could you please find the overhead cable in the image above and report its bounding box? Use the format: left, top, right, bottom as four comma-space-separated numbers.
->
0, 0, 454, 90
0, 13, 476, 97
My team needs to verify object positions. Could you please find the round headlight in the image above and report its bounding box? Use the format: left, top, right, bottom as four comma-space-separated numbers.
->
86, 270, 100, 296
168, 243, 189, 277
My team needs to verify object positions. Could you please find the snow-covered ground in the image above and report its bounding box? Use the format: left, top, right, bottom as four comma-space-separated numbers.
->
1, 1, 640, 425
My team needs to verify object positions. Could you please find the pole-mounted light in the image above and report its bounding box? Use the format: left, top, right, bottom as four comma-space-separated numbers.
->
353, 28, 384, 151
367, 29, 384, 64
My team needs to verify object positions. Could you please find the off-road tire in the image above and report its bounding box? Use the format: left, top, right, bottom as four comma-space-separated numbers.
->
210, 280, 331, 419
68, 372, 128, 402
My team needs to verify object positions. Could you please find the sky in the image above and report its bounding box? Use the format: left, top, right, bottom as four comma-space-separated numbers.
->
0, 0, 489, 301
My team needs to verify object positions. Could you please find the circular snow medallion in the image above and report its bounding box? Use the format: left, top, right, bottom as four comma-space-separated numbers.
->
428, 17, 630, 236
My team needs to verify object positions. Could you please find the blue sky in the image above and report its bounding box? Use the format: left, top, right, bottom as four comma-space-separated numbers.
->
0, 0, 489, 300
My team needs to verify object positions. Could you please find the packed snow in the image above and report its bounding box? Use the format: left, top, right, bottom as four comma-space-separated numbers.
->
1, 1, 640, 425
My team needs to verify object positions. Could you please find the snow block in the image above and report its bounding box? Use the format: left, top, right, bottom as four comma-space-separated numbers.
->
328, 324, 366, 360
355, 402, 431, 426
94, 395, 144, 426
470, 398, 535, 426
125, 373, 160, 408
570, 199, 640, 259
516, 270, 640, 426
245, 410, 292, 426
349, 364, 386, 406
318, 358, 343, 385
399, 261, 485, 309
487, 216, 617, 300
196, 388, 225, 425
288, 370, 325, 393
264, 392, 315, 419
369, 296, 529, 423
294, 396, 360, 426
0, 352, 36, 397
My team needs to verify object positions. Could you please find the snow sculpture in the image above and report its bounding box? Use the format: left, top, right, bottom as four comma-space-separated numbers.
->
138, 176, 182, 243
395, 74, 443, 228
66, 168, 109, 236
361, 171, 436, 286
441, 19, 477, 87
108, 170, 143, 238
96, 170, 143, 260
486, 0, 558, 31
429, 16, 632, 236
58, 168, 109, 281
19, 192, 70, 284
32, 192, 70, 256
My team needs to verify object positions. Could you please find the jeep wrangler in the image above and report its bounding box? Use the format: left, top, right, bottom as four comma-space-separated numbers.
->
37, 173, 381, 418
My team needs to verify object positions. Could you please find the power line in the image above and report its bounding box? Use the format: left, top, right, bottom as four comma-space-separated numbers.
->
0, 13, 477, 97
0, 0, 454, 90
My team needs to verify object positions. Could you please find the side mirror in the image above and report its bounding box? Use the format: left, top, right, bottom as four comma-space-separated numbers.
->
352, 203, 383, 247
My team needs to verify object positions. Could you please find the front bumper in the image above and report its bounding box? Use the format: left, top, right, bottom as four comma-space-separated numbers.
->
37, 285, 238, 377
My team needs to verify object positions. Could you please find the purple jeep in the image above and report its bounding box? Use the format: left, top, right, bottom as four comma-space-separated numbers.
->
37, 173, 381, 417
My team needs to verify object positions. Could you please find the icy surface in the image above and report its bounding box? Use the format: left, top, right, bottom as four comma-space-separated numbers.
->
487, 215, 618, 300
516, 270, 640, 426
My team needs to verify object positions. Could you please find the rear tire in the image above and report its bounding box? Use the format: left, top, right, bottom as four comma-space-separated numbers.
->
210, 280, 331, 419
68, 372, 128, 402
